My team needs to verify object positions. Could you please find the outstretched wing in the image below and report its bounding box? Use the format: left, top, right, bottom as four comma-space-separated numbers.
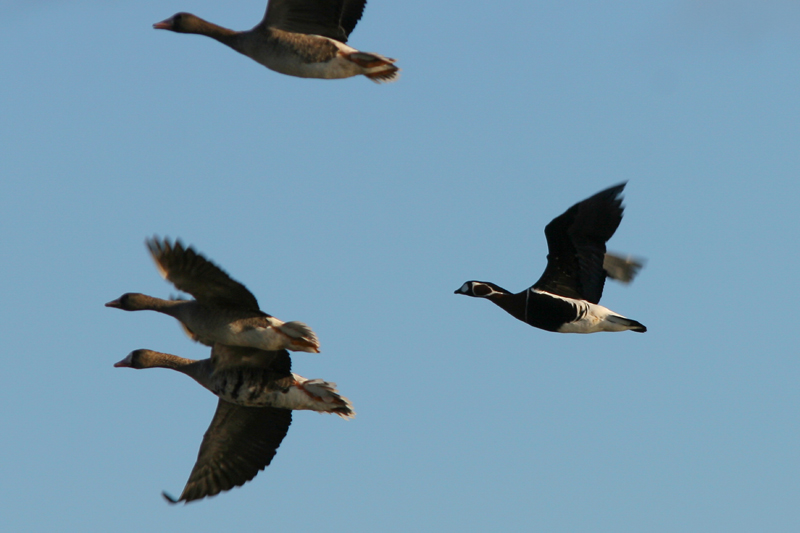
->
146, 237, 260, 310
260, 0, 366, 42
532, 183, 626, 304
340, 0, 367, 37
164, 401, 292, 504
603, 252, 644, 284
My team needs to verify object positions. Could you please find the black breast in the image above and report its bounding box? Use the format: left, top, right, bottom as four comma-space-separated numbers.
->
492, 290, 581, 332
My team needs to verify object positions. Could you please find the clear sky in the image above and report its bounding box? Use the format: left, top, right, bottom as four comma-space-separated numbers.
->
2, 0, 800, 531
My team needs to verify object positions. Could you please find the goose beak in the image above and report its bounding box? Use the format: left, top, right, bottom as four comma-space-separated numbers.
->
153, 19, 172, 30
105, 299, 122, 308
114, 354, 133, 368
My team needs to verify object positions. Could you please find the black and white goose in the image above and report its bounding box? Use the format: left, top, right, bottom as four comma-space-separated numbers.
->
455, 182, 647, 334
106, 237, 320, 353
114, 344, 354, 504
154, 0, 399, 83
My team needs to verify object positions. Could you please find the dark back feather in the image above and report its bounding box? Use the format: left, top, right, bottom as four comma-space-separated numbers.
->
212, 344, 292, 377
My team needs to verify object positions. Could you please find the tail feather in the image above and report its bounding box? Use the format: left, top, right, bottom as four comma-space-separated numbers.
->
607, 314, 647, 333
294, 374, 355, 419
347, 52, 400, 83
280, 321, 320, 353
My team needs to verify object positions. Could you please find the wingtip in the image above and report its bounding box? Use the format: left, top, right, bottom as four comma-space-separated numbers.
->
145, 235, 172, 279
603, 253, 646, 284
608, 181, 627, 198
162, 491, 181, 505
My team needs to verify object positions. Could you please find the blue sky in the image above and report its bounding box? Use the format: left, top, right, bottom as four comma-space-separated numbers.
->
2, 0, 800, 531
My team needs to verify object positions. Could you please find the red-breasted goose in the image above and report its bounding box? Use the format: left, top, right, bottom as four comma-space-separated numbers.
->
154, 0, 399, 83
106, 237, 320, 353
114, 344, 354, 504
455, 183, 647, 334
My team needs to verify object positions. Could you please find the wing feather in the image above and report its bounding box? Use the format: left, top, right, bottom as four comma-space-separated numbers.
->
166, 402, 292, 504
261, 0, 366, 42
146, 237, 260, 310
532, 183, 626, 303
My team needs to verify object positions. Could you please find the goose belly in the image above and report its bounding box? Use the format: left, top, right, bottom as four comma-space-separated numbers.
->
556, 302, 627, 333
255, 39, 362, 79
204, 318, 287, 351
211, 372, 324, 411
265, 55, 362, 79
526, 290, 624, 334
210, 371, 290, 408
226, 325, 285, 350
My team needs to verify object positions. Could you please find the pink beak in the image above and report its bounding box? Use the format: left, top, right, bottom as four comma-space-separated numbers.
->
114, 354, 133, 368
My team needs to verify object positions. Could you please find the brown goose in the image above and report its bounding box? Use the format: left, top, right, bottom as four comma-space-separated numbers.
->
154, 0, 399, 83
115, 344, 354, 504
106, 237, 320, 353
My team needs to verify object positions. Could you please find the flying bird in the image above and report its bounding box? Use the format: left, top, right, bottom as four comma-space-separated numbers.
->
455, 183, 647, 334
154, 0, 399, 82
106, 237, 320, 353
114, 344, 353, 503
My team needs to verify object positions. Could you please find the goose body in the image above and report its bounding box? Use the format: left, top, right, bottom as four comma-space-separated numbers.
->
115, 344, 353, 504
455, 183, 647, 334
154, 0, 398, 83
106, 237, 320, 353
